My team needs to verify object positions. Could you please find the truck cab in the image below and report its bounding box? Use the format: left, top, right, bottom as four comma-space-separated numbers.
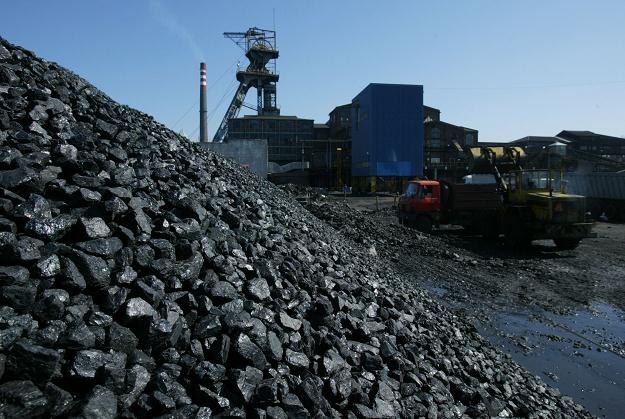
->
398, 180, 443, 232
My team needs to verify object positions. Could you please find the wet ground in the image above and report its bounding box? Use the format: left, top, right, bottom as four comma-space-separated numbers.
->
332, 196, 625, 418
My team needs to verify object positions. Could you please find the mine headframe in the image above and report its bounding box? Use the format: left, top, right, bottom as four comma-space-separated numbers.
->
214, 27, 280, 142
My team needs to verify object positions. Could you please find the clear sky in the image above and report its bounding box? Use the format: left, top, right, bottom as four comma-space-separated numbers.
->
2, 0, 624, 142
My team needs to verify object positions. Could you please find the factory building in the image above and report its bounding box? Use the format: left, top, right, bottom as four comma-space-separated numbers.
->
511, 131, 625, 173
227, 115, 314, 167
557, 131, 625, 163
200, 138, 268, 177
306, 123, 351, 189
423, 106, 478, 181
202, 27, 478, 189
329, 104, 352, 140
351, 83, 424, 192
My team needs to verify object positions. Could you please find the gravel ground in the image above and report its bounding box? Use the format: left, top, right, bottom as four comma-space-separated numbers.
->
314, 196, 625, 418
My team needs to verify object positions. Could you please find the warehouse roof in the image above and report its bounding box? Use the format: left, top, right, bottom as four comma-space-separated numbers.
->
557, 130, 625, 145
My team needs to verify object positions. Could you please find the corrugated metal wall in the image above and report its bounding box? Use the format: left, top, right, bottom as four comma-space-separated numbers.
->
566, 172, 625, 200
351, 84, 424, 177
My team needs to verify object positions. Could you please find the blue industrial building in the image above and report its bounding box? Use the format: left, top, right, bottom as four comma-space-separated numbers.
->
351, 84, 424, 190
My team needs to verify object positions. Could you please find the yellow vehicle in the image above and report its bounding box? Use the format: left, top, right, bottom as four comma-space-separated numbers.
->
471, 146, 595, 249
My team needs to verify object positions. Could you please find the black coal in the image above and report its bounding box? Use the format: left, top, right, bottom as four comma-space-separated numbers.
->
0, 37, 591, 418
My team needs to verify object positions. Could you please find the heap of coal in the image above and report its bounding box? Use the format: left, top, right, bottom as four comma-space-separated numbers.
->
0, 37, 591, 418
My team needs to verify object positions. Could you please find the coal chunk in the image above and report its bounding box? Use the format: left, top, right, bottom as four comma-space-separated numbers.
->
35, 254, 61, 277
69, 350, 124, 381
209, 281, 238, 302
74, 237, 123, 258
227, 366, 263, 403
25, 215, 76, 240
78, 217, 112, 239
234, 334, 267, 370
119, 364, 150, 409
62, 322, 96, 349
279, 312, 302, 331
44, 383, 73, 417
0, 380, 48, 418
12, 194, 51, 220
246, 277, 271, 301
67, 250, 111, 291
108, 322, 138, 354
10, 236, 43, 262
124, 297, 156, 320
0, 285, 36, 312
6, 339, 60, 383
266, 330, 283, 361
58, 256, 87, 293
76, 385, 117, 419
285, 349, 309, 369
0, 265, 29, 286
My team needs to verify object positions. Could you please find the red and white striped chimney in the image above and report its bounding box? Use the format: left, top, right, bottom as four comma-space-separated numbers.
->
199, 62, 208, 143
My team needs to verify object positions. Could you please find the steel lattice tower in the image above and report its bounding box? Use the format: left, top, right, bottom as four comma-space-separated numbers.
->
213, 27, 279, 142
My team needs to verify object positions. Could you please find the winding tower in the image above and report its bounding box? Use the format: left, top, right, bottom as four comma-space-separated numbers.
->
214, 27, 279, 142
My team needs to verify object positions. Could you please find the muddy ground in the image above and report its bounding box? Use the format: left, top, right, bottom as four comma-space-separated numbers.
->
315, 196, 625, 418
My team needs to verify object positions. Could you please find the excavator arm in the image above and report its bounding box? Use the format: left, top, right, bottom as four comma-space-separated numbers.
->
467, 145, 526, 194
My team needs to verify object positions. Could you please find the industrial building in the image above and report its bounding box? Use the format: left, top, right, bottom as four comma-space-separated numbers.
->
198, 27, 478, 189
200, 138, 268, 177
351, 83, 424, 192
226, 115, 314, 167
556, 130, 625, 163
329, 104, 352, 140
301, 122, 351, 189
423, 106, 478, 181
511, 132, 625, 173
196, 27, 308, 182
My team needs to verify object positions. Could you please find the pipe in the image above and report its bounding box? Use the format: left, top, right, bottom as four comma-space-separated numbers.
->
199, 62, 208, 143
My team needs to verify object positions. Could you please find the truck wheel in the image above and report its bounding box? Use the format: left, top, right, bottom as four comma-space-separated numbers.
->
415, 216, 433, 233
554, 238, 580, 250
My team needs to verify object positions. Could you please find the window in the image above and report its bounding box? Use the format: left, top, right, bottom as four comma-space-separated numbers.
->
405, 183, 418, 196
430, 139, 441, 149
431, 127, 441, 139
465, 133, 474, 145
430, 157, 441, 164
281, 120, 295, 132
264, 120, 276, 132
248, 119, 260, 131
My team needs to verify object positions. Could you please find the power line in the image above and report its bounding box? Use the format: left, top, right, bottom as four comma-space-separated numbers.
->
208, 80, 238, 121
172, 102, 197, 129
429, 80, 625, 91
171, 53, 244, 129
189, 80, 238, 141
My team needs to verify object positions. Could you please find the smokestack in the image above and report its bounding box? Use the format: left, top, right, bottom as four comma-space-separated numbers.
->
199, 62, 208, 143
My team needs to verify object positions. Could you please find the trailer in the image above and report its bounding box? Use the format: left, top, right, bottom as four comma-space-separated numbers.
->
566, 172, 625, 221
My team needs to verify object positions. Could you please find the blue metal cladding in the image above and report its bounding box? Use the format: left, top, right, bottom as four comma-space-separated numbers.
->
351, 83, 424, 177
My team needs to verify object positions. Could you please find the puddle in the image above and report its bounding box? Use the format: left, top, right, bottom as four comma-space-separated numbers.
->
477, 303, 625, 418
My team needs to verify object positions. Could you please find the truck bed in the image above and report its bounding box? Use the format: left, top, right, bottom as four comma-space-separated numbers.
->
448, 183, 501, 211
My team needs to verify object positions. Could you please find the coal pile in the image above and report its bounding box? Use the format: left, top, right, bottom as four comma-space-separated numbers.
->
305, 201, 440, 257
0, 37, 592, 418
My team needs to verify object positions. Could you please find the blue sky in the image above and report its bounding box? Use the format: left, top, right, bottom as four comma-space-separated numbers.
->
3, 0, 624, 141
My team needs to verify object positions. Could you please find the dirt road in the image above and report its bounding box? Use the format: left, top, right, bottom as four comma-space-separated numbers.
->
314, 196, 625, 418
